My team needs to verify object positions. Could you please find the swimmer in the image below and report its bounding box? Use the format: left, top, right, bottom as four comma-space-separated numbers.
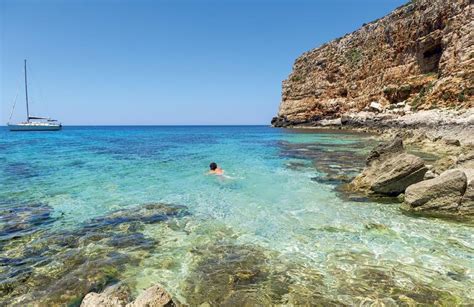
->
208, 162, 224, 175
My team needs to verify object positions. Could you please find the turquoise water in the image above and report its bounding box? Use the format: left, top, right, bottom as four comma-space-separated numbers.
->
1, 126, 473, 305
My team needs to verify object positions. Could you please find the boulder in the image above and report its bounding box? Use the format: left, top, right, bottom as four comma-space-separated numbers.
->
81, 283, 131, 307
127, 284, 176, 307
370, 153, 427, 195
366, 137, 404, 166
403, 169, 467, 213
459, 169, 474, 215
369, 101, 383, 112
349, 138, 427, 196
82, 284, 178, 307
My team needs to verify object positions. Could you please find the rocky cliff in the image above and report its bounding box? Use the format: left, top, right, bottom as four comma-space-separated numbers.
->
272, 0, 473, 127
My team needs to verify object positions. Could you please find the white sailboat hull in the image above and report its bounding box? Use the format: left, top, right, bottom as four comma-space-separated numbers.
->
7, 60, 63, 132
8, 123, 62, 131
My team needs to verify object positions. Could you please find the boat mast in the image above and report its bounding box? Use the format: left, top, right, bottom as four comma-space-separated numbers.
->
24, 59, 30, 122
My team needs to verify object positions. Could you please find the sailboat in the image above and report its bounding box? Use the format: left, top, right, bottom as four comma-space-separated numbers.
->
8, 60, 62, 131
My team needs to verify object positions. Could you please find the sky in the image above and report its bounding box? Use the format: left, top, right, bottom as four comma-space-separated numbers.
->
1, 0, 407, 125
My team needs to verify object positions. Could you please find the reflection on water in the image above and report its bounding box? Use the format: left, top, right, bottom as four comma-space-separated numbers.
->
0, 126, 473, 305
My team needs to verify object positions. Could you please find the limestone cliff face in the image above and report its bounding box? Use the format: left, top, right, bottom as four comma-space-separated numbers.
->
273, 0, 473, 127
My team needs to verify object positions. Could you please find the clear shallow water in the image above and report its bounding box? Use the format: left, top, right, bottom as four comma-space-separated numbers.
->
0, 126, 473, 305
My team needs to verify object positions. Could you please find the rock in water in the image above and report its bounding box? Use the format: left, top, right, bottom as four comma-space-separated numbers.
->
349, 138, 427, 196
127, 284, 175, 307
82, 284, 177, 307
81, 283, 131, 307
370, 153, 427, 195
403, 169, 467, 214
366, 137, 403, 166
459, 169, 474, 215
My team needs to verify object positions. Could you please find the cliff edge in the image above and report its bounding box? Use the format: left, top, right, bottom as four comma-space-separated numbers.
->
272, 0, 473, 128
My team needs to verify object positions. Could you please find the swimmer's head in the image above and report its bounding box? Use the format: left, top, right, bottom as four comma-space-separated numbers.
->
209, 162, 218, 171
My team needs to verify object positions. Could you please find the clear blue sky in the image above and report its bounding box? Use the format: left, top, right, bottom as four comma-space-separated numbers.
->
1, 0, 406, 125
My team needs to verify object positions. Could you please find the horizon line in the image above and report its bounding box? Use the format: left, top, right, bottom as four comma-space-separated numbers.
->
1, 124, 272, 127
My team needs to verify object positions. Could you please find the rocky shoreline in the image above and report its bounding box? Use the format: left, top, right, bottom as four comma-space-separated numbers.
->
272, 108, 474, 146
274, 103, 474, 219
343, 134, 474, 218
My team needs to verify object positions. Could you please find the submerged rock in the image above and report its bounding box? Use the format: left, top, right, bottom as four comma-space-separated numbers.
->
349, 138, 427, 195
0, 202, 189, 306
0, 202, 54, 247
182, 242, 274, 305
180, 236, 343, 306
85, 203, 189, 230
403, 169, 472, 215
326, 251, 464, 305
279, 139, 370, 187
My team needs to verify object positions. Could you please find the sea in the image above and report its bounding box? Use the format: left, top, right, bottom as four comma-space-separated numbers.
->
0, 126, 472, 305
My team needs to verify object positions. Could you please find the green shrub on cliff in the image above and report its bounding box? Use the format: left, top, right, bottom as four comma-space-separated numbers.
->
345, 48, 363, 67
411, 81, 435, 110
290, 75, 302, 82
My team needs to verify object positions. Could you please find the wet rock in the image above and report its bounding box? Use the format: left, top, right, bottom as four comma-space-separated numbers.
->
86, 203, 189, 231
182, 241, 281, 305
271, 116, 290, 127
82, 283, 179, 307
278, 139, 369, 188
81, 283, 131, 307
285, 160, 311, 171
0, 203, 189, 306
349, 138, 427, 195
311, 174, 352, 185
128, 284, 177, 307
403, 169, 468, 214
0, 202, 54, 247
327, 252, 463, 305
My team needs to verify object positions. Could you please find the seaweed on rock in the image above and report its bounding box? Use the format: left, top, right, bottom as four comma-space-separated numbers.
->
180, 239, 341, 306
0, 202, 189, 306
